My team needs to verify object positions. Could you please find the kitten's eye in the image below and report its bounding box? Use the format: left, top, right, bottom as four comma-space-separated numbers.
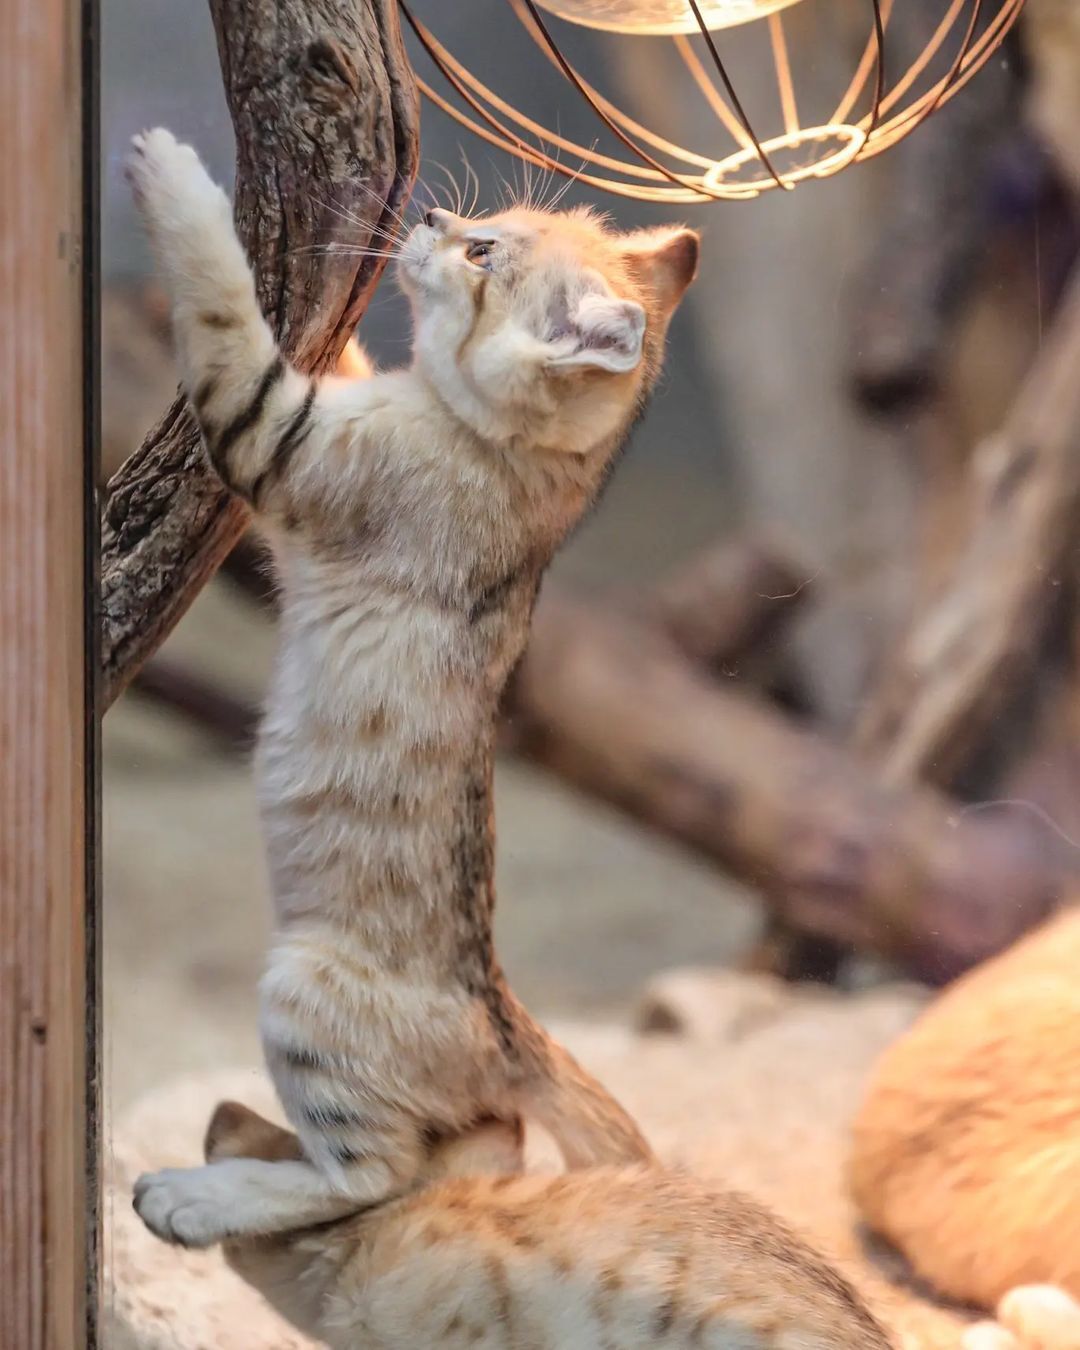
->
465, 240, 496, 267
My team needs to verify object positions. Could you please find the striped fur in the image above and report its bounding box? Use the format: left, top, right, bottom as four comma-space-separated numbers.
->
127, 129, 699, 1249
205, 1103, 895, 1350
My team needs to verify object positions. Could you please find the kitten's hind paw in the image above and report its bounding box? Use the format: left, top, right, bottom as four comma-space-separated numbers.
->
133, 1163, 242, 1249
997, 1286, 1080, 1350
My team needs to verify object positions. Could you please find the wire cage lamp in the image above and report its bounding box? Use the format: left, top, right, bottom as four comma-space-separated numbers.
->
397, 0, 1027, 202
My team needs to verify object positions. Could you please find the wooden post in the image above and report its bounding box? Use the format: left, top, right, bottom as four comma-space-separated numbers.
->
0, 0, 97, 1341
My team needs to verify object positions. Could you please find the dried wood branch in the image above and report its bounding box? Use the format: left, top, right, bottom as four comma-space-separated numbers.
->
507, 588, 1061, 982
101, 0, 418, 708
646, 536, 810, 671
856, 260, 1080, 789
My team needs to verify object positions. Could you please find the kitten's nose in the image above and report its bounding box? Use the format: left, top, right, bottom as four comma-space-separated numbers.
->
425, 207, 462, 235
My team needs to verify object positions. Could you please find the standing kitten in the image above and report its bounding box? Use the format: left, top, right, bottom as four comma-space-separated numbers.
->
203, 1100, 895, 1350
127, 130, 698, 1247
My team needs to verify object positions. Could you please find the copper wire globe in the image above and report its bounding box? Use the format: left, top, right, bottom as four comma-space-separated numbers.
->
535, 0, 806, 35
399, 0, 1027, 202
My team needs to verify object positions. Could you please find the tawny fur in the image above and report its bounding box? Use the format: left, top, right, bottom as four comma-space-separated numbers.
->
850, 907, 1080, 1309
205, 1101, 894, 1350
125, 129, 699, 1248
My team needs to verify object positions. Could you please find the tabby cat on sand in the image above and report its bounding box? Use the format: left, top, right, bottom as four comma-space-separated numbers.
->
201, 1098, 895, 1350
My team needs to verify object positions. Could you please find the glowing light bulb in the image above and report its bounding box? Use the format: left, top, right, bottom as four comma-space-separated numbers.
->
532, 0, 805, 36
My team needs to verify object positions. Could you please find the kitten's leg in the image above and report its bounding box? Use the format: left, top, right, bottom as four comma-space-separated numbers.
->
134, 1117, 427, 1249
125, 129, 326, 510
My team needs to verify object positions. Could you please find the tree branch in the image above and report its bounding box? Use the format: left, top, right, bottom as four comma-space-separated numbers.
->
506, 588, 1061, 982
856, 259, 1080, 788
101, 0, 418, 708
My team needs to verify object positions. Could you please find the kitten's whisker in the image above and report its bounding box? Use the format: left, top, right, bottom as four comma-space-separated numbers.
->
346, 181, 411, 235
546, 150, 591, 212
409, 175, 440, 219
457, 147, 480, 219
290, 243, 404, 262
418, 159, 457, 213
313, 198, 404, 250
534, 138, 560, 211
494, 164, 513, 213
432, 162, 465, 217
313, 186, 409, 244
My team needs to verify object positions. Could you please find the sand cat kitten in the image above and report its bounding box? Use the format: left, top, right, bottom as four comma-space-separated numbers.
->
126, 129, 698, 1247
202, 1100, 894, 1350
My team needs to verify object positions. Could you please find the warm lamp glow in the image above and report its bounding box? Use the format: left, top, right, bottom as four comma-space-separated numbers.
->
400, 0, 1027, 203
532, 0, 804, 35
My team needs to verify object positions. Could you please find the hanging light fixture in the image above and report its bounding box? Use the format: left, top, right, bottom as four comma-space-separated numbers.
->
397, 0, 1027, 202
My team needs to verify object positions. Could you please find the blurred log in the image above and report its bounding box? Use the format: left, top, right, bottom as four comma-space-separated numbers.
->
647, 537, 811, 672
740, 916, 848, 986
856, 260, 1080, 790
507, 588, 1060, 983
100, 0, 419, 709
132, 657, 260, 752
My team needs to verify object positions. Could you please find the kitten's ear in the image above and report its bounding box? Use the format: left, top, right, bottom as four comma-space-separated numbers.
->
204, 1101, 304, 1164
545, 292, 647, 375
425, 1117, 526, 1181
622, 227, 700, 314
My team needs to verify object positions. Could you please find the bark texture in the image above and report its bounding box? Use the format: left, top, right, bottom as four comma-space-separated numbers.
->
101, 0, 419, 707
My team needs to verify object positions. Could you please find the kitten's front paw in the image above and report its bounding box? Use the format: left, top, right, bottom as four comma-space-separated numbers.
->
125, 128, 231, 239
133, 1165, 237, 1249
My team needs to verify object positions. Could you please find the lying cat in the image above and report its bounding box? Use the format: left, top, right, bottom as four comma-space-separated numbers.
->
204, 1099, 894, 1350
850, 907, 1080, 1310
126, 129, 698, 1247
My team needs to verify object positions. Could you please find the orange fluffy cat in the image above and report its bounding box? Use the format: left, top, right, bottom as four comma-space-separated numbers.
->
850, 906, 1080, 1346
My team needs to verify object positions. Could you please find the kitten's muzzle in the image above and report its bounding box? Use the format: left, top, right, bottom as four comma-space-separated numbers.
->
425, 207, 469, 236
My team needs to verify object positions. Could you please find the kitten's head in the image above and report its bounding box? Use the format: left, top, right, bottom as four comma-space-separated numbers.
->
398, 204, 698, 451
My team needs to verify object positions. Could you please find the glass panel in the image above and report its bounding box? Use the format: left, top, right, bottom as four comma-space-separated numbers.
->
98, 2, 1078, 1344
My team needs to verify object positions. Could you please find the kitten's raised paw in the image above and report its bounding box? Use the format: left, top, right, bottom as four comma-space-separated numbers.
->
125, 128, 230, 237
133, 1164, 240, 1249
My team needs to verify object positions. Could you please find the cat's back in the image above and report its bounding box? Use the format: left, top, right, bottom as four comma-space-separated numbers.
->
321, 1167, 891, 1350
